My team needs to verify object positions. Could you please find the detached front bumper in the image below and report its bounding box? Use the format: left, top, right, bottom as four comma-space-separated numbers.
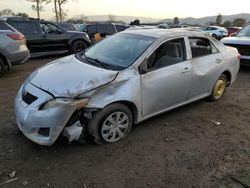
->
15, 82, 76, 146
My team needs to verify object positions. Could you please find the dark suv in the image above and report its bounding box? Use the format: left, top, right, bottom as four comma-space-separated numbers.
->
77, 23, 117, 42
5, 17, 91, 57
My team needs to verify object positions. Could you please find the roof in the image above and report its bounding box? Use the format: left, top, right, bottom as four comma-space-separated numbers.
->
122, 28, 209, 39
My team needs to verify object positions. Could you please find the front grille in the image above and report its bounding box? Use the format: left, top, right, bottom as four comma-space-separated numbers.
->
22, 91, 38, 105
226, 44, 250, 56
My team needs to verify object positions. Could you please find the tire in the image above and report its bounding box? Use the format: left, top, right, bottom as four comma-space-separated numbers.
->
71, 40, 88, 54
0, 58, 6, 77
212, 34, 217, 39
88, 103, 133, 144
208, 74, 227, 101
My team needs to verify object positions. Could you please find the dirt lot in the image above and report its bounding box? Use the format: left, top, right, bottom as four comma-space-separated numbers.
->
0, 56, 250, 188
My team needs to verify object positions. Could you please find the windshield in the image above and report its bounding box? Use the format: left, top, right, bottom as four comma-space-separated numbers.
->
83, 33, 156, 70
236, 25, 250, 37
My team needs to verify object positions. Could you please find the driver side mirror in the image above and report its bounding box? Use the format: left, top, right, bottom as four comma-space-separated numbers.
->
138, 59, 148, 74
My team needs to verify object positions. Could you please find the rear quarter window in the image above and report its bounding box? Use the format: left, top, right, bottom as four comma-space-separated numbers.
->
0, 21, 12, 31
189, 37, 218, 58
115, 25, 127, 32
8, 21, 38, 35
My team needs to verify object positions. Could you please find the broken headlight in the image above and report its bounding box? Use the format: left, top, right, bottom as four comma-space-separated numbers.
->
40, 98, 89, 110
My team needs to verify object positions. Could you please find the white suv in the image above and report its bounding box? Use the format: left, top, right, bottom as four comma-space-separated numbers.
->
202, 26, 228, 39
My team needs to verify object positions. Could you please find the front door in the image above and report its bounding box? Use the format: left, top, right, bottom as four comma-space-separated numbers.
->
40, 22, 68, 52
141, 37, 192, 117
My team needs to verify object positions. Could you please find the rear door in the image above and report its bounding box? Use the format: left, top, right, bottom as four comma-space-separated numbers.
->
188, 37, 224, 99
39, 22, 68, 52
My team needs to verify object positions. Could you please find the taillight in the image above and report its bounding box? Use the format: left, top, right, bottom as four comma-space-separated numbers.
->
7, 33, 24, 40
237, 53, 241, 62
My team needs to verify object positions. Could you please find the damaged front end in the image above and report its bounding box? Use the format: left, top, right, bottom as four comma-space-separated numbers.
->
15, 80, 99, 146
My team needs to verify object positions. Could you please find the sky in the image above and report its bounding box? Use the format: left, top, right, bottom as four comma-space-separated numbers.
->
0, 0, 249, 20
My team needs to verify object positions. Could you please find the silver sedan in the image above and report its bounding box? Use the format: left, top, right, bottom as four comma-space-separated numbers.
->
15, 29, 240, 146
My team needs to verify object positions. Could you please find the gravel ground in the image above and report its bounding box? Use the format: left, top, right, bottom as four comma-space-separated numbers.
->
0, 57, 250, 188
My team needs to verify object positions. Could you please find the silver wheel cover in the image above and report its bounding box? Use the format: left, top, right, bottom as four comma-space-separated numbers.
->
101, 111, 129, 142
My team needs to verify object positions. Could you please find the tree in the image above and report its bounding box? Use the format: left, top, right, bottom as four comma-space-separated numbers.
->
233, 18, 246, 27
53, 0, 58, 22
130, 19, 140, 26
15, 12, 29, 18
223, 20, 232, 27
216, 13, 222, 26
0, 9, 14, 16
108, 15, 116, 22
173, 17, 180, 25
26, 0, 50, 19
80, 14, 88, 23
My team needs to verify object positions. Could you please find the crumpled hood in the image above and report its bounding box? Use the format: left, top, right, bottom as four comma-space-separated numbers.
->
29, 55, 118, 98
221, 36, 250, 45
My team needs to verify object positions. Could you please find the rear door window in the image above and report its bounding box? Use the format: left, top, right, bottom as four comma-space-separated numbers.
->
9, 21, 38, 35
189, 37, 218, 58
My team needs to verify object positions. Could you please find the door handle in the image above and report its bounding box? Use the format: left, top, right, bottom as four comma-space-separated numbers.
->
182, 67, 190, 73
215, 59, 222, 64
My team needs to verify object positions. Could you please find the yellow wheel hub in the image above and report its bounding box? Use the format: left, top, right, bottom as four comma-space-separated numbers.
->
213, 79, 226, 98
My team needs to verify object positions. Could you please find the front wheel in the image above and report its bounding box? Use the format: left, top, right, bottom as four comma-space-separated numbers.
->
212, 34, 217, 39
71, 40, 88, 54
88, 103, 133, 144
209, 74, 227, 101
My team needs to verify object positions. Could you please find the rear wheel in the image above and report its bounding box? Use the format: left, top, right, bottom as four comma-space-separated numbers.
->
71, 40, 88, 54
88, 103, 133, 144
0, 58, 6, 77
209, 74, 227, 101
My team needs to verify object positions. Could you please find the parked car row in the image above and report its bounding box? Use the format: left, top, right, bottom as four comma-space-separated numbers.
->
0, 17, 131, 76
5, 17, 92, 57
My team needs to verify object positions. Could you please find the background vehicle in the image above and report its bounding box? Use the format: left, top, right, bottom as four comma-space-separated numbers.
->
113, 23, 129, 32
5, 17, 91, 57
15, 29, 239, 146
222, 25, 250, 65
202, 26, 228, 39
53, 22, 76, 31
0, 19, 30, 76
80, 23, 117, 43
226, 27, 242, 36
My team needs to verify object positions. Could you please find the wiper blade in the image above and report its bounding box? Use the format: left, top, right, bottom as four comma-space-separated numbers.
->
85, 56, 109, 69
